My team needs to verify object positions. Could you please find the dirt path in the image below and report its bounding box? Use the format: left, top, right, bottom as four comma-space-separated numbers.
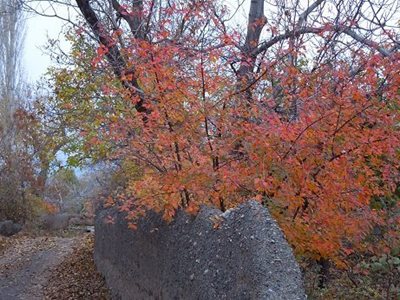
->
0, 236, 77, 300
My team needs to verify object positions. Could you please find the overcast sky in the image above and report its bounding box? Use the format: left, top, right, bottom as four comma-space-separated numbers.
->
24, 12, 70, 82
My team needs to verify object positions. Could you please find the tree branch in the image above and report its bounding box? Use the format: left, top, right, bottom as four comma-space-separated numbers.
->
111, 0, 144, 39
253, 25, 397, 58
75, 0, 149, 115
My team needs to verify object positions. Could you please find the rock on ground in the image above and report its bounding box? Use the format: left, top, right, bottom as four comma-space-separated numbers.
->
0, 220, 22, 237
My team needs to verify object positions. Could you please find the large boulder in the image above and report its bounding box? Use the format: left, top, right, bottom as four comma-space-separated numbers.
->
40, 213, 74, 230
95, 200, 306, 300
69, 216, 94, 226
0, 220, 22, 237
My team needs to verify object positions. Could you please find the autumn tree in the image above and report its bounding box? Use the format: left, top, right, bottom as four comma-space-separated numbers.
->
0, 0, 68, 221
24, 0, 400, 269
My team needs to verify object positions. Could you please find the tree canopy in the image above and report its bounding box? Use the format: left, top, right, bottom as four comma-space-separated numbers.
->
21, 0, 400, 270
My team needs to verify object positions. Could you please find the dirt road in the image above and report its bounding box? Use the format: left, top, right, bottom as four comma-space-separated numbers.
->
0, 236, 76, 300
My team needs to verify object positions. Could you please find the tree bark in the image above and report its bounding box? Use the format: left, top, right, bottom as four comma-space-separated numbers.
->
75, 0, 149, 116
236, 0, 266, 101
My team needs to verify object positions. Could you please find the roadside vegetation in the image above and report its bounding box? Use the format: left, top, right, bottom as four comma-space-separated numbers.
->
0, 0, 399, 298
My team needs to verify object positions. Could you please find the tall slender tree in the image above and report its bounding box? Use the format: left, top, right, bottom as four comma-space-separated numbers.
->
0, 0, 25, 126
0, 0, 28, 221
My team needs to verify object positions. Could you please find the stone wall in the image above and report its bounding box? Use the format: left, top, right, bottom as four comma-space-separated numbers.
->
94, 201, 306, 300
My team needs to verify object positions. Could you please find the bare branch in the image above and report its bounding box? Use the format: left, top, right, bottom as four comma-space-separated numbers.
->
297, 0, 326, 26
110, 0, 144, 39
75, 0, 149, 115
254, 24, 397, 57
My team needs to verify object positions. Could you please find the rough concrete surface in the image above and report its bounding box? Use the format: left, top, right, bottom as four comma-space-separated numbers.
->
95, 200, 306, 300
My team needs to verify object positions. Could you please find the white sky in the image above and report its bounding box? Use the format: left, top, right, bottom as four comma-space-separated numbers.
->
24, 12, 73, 82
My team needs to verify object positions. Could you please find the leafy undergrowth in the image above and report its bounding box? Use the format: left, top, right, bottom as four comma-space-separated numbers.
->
0, 227, 85, 256
0, 232, 31, 256
0, 235, 15, 255
302, 259, 400, 299
44, 234, 110, 300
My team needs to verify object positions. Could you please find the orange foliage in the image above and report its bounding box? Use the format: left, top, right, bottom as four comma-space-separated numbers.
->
100, 47, 400, 264
63, 1, 400, 265
43, 202, 60, 215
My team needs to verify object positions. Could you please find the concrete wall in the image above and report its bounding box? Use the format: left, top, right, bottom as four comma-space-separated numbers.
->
94, 201, 306, 300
